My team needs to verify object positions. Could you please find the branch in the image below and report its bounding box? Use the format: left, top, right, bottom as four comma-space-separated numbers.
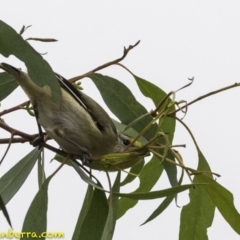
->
0, 137, 36, 144
68, 40, 140, 83
0, 121, 35, 140
0, 101, 29, 117
168, 82, 240, 116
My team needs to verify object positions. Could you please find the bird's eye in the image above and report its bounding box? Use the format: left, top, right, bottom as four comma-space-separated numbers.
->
122, 139, 130, 146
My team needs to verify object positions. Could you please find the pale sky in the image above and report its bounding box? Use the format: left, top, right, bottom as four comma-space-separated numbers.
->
0, 1, 240, 239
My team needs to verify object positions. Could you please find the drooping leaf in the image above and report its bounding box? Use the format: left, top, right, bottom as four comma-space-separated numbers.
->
0, 72, 18, 101
89, 73, 157, 139
197, 173, 240, 234
71, 161, 105, 191
134, 75, 178, 188
117, 155, 163, 218
134, 75, 175, 142
179, 152, 215, 240
141, 195, 175, 225
21, 175, 53, 240
120, 159, 144, 187
101, 172, 121, 240
115, 184, 194, 200
0, 148, 41, 206
76, 184, 109, 240
72, 185, 94, 239
0, 194, 12, 228
0, 20, 61, 102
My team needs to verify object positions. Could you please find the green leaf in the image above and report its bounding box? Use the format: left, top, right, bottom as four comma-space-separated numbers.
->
21, 176, 53, 240
101, 172, 121, 240
72, 185, 94, 239
117, 155, 163, 218
71, 161, 105, 191
113, 120, 148, 145
197, 174, 240, 235
0, 148, 41, 206
0, 20, 61, 102
89, 73, 157, 139
141, 195, 175, 225
133, 75, 178, 188
37, 151, 46, 189
0, 72, 18, 101
115, 184, 193, 200
0, 194, 12, 228
120, 159, 144, 186
179, 152, 215, 240
76, 184, 109, 240
134, 75, 175, 141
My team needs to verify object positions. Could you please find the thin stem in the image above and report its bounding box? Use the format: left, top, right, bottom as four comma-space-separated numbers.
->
0, 101, 29, 117
169, 82, 240, 116
68, 40, 140, 82
0, 121, 35, 140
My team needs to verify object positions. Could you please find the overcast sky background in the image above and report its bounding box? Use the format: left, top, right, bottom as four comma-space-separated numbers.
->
0, 1, 240, 239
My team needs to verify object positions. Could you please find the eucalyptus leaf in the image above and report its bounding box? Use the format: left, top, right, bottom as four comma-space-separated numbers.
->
0, 72, 18, 101
179, 151, 215, 240
115, 184, 193, 200
0, 148, 41, 206
89, 73, 157, 139
75, 184, 109, 240
21, 176, 53, 240
101, 172, 121, 240
133, 75, 178, 188
117, 155, 163, 219
0, 20, 61, 102
197, 174, 240, 235
72, 185, 94, 240
71, 161, 105, 191
0, 194, 12, 228
141, 195, 175, 225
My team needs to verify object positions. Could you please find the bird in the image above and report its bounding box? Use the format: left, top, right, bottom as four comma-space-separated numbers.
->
0, 62, 141, 162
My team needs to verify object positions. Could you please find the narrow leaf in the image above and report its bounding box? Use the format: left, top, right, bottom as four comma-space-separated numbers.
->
21, 176, 53, 240
101, 172, 121, 240
115, 184, 193, 200
76, 184, 109, 240
133, 75, 178, 188
117, 156, 163, 218
0, 72, 18, 100
71, 161, 105, 191
141, 195, 175, 225
89, 73, 157, 139
197, 174, 240, 235
0, 20, 61, 102
179, 152, 215, 240
134, 75, 175, 141
0, 148, 41, 206
120, 159, 144, 186
0, 194, 12, 228
72, 185, 94, 239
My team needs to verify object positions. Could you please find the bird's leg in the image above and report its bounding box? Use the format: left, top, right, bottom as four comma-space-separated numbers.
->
31, 104, 45, 147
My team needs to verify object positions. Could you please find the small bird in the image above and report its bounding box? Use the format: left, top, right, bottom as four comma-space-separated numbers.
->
0, 62, 140, 160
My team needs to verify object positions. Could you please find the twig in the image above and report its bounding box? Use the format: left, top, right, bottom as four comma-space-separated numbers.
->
0, 137, 31, 144
0, 101, 29, 117
0, 121, 35, 140
168, 82, 240, 116
68, 40, 140, 83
